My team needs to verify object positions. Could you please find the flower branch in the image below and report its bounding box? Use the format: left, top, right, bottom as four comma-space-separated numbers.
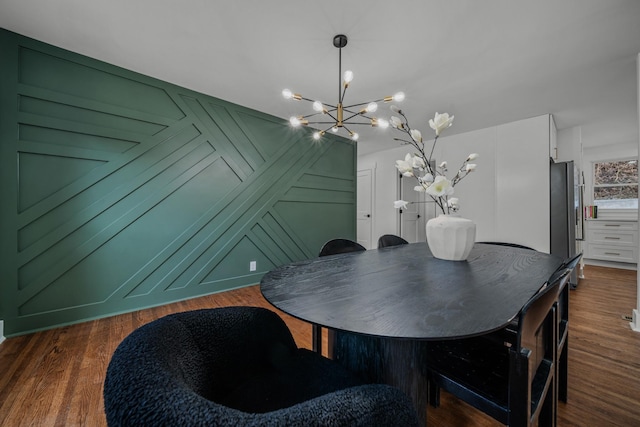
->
391, 109, 478, 215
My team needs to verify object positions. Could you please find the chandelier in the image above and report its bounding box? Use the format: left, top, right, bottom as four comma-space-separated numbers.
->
282, 34, 405, 141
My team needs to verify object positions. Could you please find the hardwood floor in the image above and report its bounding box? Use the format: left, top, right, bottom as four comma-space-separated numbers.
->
0, 265, 638, 426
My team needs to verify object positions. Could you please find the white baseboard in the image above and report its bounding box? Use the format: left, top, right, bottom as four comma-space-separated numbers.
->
0, 320, 5, 345
631, 309, 640, 333
583, 258, 637, 271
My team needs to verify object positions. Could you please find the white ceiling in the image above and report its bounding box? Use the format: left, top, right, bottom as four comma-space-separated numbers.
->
1, 0, 639, 155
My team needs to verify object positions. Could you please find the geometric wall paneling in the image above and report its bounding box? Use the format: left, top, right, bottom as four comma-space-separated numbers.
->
17, 152, 106, 212
0, 29, 356, 336
199, 235, 277, 287
18, 46, 186, 123
273, 201, 356, 257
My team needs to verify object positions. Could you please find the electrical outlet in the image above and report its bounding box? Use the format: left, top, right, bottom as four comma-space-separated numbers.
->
249, 261, 257, 272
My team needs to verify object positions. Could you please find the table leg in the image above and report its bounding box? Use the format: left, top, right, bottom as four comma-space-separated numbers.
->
332, 331, 429, 426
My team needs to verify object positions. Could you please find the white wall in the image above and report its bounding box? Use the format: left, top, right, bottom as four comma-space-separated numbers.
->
557, 126, 583, 164
358, 115, 552, 251
359, 145, 408, 244
433, 127, 497, 241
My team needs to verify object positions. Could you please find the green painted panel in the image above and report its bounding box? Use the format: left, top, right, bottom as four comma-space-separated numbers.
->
274, 201, 357, 256
19, 124, 138, 153
17, 138, 217, 288
18, 153, 105, 211
20, 95, 167, 136
201, 236, 277, 284
17, 124, 204, 251
308, 138, 356, 175
234, 110, 289, 160
19, 46, 185, 121
0, 28, 356, 336
18, 156, 241, 314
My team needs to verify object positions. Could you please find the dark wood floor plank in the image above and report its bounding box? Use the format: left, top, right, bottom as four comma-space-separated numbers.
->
0, 265, 637, 426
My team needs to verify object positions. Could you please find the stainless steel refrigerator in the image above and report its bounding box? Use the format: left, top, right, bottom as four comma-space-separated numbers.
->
550, 160, 581, 288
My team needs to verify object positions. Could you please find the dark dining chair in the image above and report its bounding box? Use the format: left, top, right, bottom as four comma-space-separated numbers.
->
104, 306, 419, 427
478, 241, 536, 251
493, 252, 582, 404
549, 252, 582, 402
377, 234, 409, 248
319, 238, 366, 257
314, 238, 367, 354
427, 270, 569, 426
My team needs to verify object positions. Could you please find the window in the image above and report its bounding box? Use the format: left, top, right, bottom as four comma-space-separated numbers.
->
593, 159, 638, 209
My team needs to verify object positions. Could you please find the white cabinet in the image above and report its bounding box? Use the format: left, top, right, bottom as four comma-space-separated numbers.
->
585, 220, 638, 264
495, 115, 551, 252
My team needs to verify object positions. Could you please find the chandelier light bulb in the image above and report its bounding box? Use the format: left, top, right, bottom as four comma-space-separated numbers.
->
331, 126, 339, 133
282, 89, 293, 99
313, 131, 322, 140
393, 92, 405, 102
313, 101, 324, 112
350, 132, 359, 141
366, 102, 378, 113
343, 70, 354, 84
377, 118, 389, 129
289, 116, 301, 127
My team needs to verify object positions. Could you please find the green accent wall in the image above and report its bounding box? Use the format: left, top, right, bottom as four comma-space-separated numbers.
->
0, 29, 357, 336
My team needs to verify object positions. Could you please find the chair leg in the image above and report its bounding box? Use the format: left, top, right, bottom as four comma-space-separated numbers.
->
558, 344, 568, 402
539, 376, 557, 427
312, 324, 322, 353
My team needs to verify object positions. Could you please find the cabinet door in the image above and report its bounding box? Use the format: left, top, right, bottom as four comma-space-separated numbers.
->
496, 115, 551, 252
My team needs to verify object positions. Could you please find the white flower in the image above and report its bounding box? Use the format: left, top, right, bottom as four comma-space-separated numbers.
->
395, 154, 414, 176
414, 184, 426, 192
394, 200, 409, 209
390, 116, 403, 129
429, 112, 454, 136
465, 163, 477, 172
467, 153, 479, 161
390, 105, 401, 114
411, 155, 426, 169
410, 129, 422, 143
419, 173, 434, 183
448, 197, 460, 212
426, 176, 454, 198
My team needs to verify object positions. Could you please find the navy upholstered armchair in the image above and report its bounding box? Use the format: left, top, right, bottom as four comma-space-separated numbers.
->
103, 306, 418, 426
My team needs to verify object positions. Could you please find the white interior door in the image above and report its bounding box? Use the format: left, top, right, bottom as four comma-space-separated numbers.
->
357, 169, 373, 249
399, 175, 434, 243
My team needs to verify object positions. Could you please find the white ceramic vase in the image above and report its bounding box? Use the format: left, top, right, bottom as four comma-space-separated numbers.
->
426, 214, 476, 261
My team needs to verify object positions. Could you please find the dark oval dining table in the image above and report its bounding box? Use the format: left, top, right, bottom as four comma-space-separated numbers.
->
260, 242, 562, 425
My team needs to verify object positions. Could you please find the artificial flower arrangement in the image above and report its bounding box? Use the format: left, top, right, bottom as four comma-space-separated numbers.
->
391, 107, 478, 215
